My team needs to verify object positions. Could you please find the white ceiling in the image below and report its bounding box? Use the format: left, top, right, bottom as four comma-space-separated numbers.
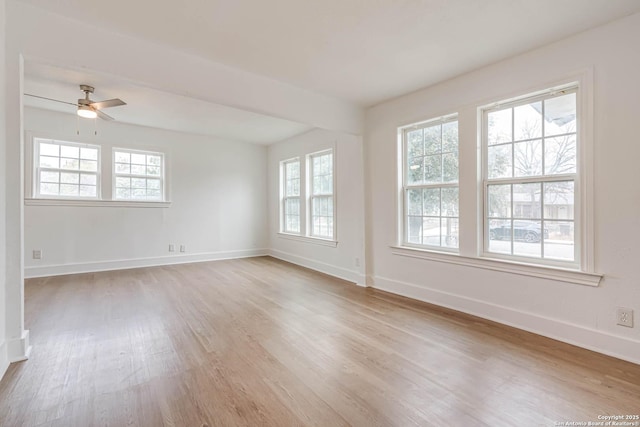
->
23, 63, 313, 145
15, 0, 640, 107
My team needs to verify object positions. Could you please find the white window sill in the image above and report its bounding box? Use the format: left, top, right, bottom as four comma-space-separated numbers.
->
277, 232, 338, 247
390, 245, 602, 287
25, 198, 172, 208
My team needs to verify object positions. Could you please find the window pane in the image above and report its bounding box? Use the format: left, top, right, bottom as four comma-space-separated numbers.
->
147, 179, 161, 190
60, 184, 79, 196
60, 158, 79, 170
407, 157, 423, 185
132, 188, 146, 199
79, 185, 96, 197
407, 216, 422, 244
487, 144, 512, 178
147, 166, 161, 176
545, 135, 576, 175
544, 221, 574, 261
115, 151, 130, 163
514, 101, 542, 141
80, 174, 97, 185
407, 189, 422, 216
442, 121, 458, 154
39, 142, 59, 157
407, 129, 423, 158
544, 181, 574, 220
488, 108, 512, 144
488, 219, 511, 254
115, 188, 131, 199
513, 220, 542, 258
40, 182, 59, 195
513, 140, 542, 177
147, 189, 162, 200
40, 156, 60, 169
115, 163, 130, 174
442, 187, 458, 217
60, 145, 79, 159
488, 184, 511, 218
116, 177, 131, 188
422, 217, 440, 246
40, 171, 59, 183
424, 155, 442, 184
513, 183, 541, 219
544, 93, 576, 137
443, 217, 459, 249
80, 160, 98, 172
424, 125, 441, 155
423, 188, 440, 216
60, 172, 79, 184
442, 152, 458, 183
131, 165, 146, 175
132, 178, 146, 189
80, 147, 98, 160
147, 155, 162, 166
131, 153, 146, 165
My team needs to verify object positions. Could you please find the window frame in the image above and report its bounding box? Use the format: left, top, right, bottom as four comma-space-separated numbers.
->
399, 114, 459, 253
307, 149, 335, 240
480, 84, 581, 270
32, 137, 102, 200
280, 157, 302, 235
112, 147, 166, 202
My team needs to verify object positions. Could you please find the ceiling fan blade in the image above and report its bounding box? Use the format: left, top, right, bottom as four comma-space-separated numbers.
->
95, 109, 115, 121
90, 98, 126, 110
24, 93, 79, 107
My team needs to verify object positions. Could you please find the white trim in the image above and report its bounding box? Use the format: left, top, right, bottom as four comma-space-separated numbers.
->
269, 249, 364, 286
371, 275, 640, 365
24, 198, 171, 208
7, 330, 31, 363
24, 249, 268, 278
277, 232, 338, 247
0, 340, 8, 381
390, 245, 602, 287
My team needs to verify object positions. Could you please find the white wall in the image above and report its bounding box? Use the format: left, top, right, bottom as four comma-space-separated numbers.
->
0, 0, 8, 379
268, 129, 366, 285
24, 107, 268, 277
365, 13, 640, 363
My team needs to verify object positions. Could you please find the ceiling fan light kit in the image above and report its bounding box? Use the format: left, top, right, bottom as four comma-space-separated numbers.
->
77, 104, 97, 119
25, 83, 126, 122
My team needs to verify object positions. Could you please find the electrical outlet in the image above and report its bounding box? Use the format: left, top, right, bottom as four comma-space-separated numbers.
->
32, 250, 42, 260
180, 245, 186, 253
355, 257, 360, 267
169, 244, 175, 252
617, 307, 634, 328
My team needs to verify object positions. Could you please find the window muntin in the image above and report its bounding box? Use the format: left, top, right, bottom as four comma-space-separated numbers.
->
34, 138, 100, 199
403, 117, 459, 250
281, 158, 301, 233
113, 149, 164, 201
483, 88, 577, 264
309, 150, 334, 239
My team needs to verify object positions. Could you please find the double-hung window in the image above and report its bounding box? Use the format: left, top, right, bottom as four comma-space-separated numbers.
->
113, 149, 165, 201
402, 116, 459, 249
483, 86, 578, 266
309, 150, 334, 239
281, 158, 301, 233
34, 138, 100, 199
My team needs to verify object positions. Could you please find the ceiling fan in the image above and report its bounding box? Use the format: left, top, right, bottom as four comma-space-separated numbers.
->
25, 84, 126, 121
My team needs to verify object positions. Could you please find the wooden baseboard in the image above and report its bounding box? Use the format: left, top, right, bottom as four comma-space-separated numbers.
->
268, 249, 365, 286
24, 249, 269, 278
372, 275, 640, 365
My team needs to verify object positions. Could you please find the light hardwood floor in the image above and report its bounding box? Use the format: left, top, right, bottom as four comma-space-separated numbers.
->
1, 257, 639, 426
